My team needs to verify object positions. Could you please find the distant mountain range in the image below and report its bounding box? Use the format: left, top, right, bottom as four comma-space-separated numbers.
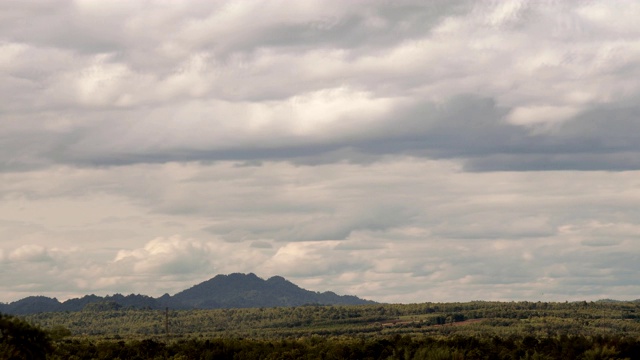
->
0, 273, 375, 315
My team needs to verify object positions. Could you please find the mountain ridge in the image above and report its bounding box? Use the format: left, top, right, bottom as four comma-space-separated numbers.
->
0, 273, 376, 315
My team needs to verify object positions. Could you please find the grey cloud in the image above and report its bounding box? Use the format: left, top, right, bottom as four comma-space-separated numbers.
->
581, 239, 622, 247
353, 97, 640, 172
221, 1, 470, 54
3, 1, 640, 172
249, 241, 272, 249
432, 215, 557, 240
35, 95, 640, 172
0, 1, 471, 66
205, 204, 415, 243
0, 1, 126, 54
462, 103, 640, 171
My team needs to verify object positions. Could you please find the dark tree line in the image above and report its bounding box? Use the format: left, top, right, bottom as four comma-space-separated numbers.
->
31, 333, 640, 359
0, 313, 50, 360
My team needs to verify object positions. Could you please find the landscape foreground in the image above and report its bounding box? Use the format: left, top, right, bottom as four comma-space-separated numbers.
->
3, 300, 640, 359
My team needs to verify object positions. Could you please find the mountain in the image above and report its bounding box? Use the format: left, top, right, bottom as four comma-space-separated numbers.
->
0, 273, 375, 315
170, 273, 374, 308
0, 294, 158, 315
0, 296, 61, 314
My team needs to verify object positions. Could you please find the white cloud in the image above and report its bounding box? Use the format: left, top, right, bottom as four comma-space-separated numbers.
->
261, 240, 369, 277
8, 245, 52, 262
484, 0, 528, 28
114, 235, 215, 275
507, 105, 580, 126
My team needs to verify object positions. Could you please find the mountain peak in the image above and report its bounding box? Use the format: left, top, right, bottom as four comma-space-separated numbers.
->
0, 273, 375, 315
168, 273, 374, 309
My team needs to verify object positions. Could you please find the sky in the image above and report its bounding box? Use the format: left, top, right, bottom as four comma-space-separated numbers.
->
1, 0, 640, 304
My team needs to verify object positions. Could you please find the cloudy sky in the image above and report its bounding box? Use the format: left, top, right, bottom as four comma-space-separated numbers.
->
2, 0, 640, 304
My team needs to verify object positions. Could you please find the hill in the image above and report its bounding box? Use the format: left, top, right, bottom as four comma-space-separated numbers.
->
168, 273, 373, 308
0, 273, 374, 315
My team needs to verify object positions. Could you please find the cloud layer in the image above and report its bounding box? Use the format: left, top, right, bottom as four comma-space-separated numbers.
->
1, 0, 639, 303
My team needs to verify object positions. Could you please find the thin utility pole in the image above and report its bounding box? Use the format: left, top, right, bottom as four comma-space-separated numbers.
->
165, 307, 169, 340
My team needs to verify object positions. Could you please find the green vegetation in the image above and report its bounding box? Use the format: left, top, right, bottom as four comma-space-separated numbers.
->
0, 312, 51, 359
4, 300, 640, 359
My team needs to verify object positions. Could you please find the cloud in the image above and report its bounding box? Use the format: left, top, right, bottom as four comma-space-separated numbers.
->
507, 105, 581, 126
2, 155, 640, 302
1, 1, 640, 171
261, 241, 364, 277
8, 245, 52, 262
113, 235, 216, 275
1, 1, 640, 303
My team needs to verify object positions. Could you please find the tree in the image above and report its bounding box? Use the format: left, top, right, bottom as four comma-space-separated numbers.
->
0, 312, 51, 360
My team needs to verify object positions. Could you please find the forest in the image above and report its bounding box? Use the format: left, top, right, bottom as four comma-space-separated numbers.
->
3, 300, 640, 359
